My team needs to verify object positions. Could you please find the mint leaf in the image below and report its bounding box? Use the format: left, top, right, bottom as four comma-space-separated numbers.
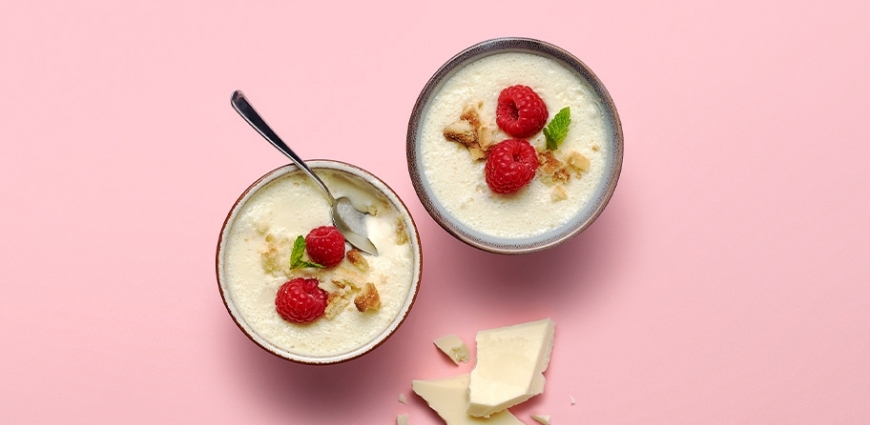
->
290, 235, 324, 270
290, 236, 305, 267
543, 107, 571, 150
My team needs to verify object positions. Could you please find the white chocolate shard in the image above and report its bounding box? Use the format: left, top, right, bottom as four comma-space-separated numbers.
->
467, 319, 556, 417
412, 375, 523, 425
531, 414, 551, 425
434, 334, 471, 365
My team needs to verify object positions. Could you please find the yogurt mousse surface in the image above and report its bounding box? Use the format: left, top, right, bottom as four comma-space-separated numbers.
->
418, 51, 609, 240
221, 165, 417, 359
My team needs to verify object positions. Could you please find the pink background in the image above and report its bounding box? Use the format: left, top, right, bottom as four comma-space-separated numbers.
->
1, 1, 868, 423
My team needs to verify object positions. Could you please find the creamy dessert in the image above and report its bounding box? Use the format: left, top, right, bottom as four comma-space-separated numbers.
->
220, 165, 418, 360
418, 51, 609, 239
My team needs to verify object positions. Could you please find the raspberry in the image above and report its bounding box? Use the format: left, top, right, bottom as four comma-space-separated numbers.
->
275, 278, 328, 323
484, 139, 539, 194
305, 226, 346, 268
496, 85, 548, 138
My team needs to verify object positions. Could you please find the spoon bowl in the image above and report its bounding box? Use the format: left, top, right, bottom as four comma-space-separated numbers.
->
231, 90, 378, 255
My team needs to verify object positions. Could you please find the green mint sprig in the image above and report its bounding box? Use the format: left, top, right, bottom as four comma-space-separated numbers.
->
290, 235, 324, 270
543, 107, 571, 150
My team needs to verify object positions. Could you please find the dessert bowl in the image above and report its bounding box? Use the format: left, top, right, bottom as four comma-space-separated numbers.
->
407, 37, 623, 254
216, 160, 422, 364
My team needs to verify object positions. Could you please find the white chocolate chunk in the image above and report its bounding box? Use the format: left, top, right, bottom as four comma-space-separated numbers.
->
398, 393, 407, 404
569, 395, 576, 405
468, 319, 556, 417
397, 413, 409, 425
434, 334, 471, 365
531, 414, 551, 425
412, 375, 524, 425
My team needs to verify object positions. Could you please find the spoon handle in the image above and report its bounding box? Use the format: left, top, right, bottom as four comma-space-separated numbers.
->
230, 90, 336, 206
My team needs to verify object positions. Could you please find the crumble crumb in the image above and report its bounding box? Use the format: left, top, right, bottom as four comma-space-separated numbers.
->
254, 221, 270, 234
395, 218, 409, 245
566, 151, 590, 175
459, 101, 482, 128
260, 233, 291, 276
354, 282, 381, 312
443, 119, 476, 146
346, 249, 370, 272
551, 185, 568, 202
324, 288, 352, 320
538, 151, 570, 185
443, 100, 493, 160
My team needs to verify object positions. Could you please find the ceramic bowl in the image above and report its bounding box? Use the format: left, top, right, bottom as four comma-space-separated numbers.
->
216, 160, 422, 364
407, 37, 623, 254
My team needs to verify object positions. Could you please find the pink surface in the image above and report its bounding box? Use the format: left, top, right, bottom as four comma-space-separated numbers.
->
1, 1, 868, 423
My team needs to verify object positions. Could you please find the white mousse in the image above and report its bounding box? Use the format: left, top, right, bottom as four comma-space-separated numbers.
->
223, 168, 415, 358
419, 52, 608, 239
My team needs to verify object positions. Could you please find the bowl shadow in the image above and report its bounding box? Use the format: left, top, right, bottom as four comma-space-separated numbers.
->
226, 324, 415, 421
424, 201, 627, 316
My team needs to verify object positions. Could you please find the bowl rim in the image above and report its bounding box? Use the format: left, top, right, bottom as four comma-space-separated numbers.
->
406, 36, 624, 255
215, 160, 422, 364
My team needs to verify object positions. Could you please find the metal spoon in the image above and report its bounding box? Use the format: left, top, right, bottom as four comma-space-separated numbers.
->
231, 90, 378, 255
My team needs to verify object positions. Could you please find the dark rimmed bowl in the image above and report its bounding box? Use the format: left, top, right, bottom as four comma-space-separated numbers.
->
216, 160, 422, 364
407, 37, 623, 254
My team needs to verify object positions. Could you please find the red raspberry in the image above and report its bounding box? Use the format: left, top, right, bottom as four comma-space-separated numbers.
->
484, 139, 539, 194
275, 278, 328, 323
496, 85, 548, 138
305, 226, 345, 268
